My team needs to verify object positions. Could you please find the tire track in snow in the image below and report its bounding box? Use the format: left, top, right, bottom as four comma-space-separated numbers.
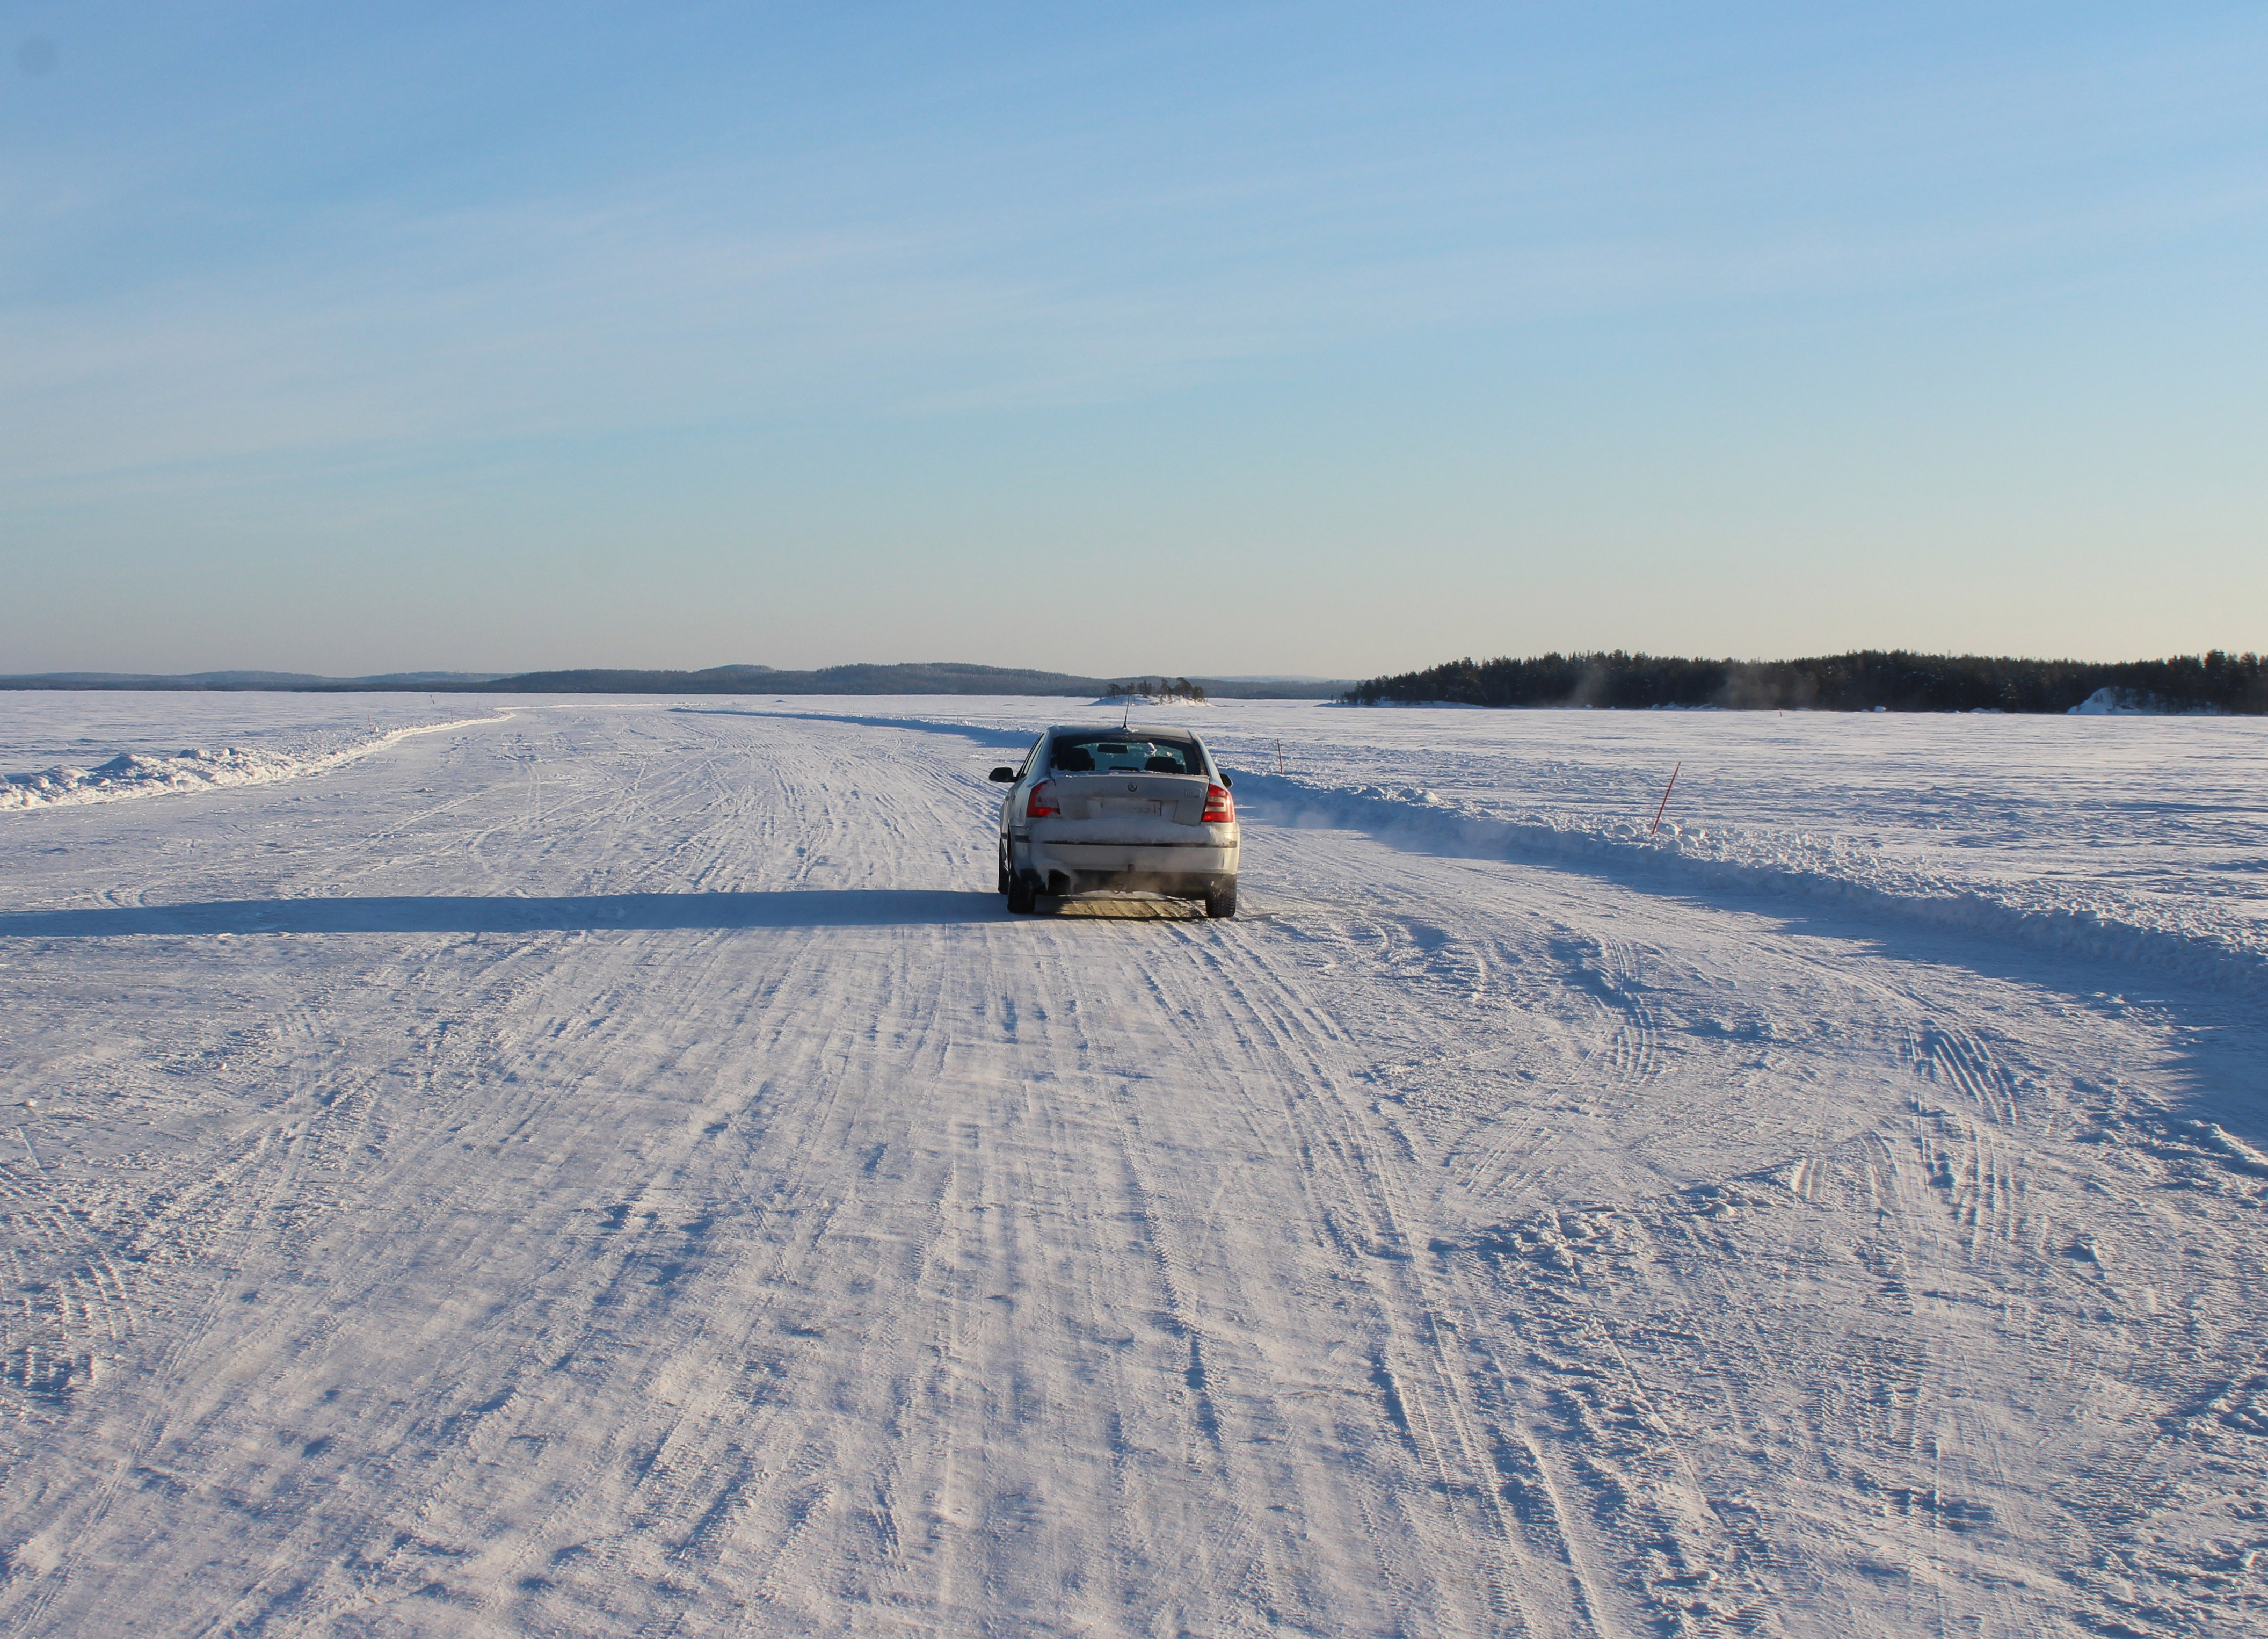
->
1239, 821, 2268, 1637
1162, 912, 1615, 1635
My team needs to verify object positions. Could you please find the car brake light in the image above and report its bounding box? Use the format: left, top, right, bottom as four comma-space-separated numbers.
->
1026, 780, 1059, 819
1201, 784, 1234, 823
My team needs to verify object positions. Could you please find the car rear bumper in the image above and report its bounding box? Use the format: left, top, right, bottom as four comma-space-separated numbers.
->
1020, 838, 1238, 897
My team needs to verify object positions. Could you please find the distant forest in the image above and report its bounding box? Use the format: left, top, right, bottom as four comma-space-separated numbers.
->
1342, 650, 2268, 714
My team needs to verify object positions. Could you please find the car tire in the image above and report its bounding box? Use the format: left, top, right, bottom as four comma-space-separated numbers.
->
997, 839, 1011, 895
1204, 881, 1238, 919
1006, 872, 1039, 915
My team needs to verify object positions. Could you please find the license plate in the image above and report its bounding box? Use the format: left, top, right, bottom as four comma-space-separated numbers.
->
1099, 799, 1162, 817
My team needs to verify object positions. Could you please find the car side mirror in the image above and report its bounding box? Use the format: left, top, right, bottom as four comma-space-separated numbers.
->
1222, 775, 1232, 788
988, 767, 1016, 782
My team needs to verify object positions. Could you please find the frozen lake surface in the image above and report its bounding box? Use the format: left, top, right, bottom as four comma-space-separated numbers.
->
2, 694, 2263, 1635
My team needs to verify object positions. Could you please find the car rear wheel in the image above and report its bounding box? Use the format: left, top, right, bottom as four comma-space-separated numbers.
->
1204, 881, 1238, 919
1006, 871, 1039, 915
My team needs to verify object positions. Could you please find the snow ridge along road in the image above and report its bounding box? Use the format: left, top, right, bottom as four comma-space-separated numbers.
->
2, 699, 2263, 1636
0, 709, 510, 812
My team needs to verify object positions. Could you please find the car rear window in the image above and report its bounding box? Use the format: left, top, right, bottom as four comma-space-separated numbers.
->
1048, 735, 1207, 775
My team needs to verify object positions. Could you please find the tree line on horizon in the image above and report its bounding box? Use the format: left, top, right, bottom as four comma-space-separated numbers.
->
1340, 649, 2268, 714
1103, 677, 1207, 701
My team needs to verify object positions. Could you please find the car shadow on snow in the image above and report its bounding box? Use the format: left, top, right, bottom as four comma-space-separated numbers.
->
0, 889, 1016, 937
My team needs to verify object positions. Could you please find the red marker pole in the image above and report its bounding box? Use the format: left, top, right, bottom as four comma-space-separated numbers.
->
1650, 762, 1682, 836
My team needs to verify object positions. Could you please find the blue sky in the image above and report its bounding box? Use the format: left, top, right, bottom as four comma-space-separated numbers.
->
4, 3, 2263, 677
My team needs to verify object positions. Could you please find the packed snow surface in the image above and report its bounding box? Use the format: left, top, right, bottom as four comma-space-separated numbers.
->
2, 693, 2264, 1636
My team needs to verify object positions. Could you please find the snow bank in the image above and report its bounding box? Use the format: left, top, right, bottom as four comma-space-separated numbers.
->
1226, 768, 2268, 989
0, 713, 508, 812
2067, 686, 2225, 716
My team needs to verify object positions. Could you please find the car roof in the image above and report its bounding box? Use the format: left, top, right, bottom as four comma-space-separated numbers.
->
1045, 725, 1204, 740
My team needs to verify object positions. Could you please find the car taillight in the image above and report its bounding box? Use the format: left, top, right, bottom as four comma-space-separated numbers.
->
1201, 784, 1234, 823
1026, 780, 1059, 819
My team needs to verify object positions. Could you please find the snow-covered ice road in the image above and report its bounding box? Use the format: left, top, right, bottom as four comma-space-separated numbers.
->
3, 702, 2265, 1636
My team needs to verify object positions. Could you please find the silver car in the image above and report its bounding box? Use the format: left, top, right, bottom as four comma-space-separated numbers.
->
990, 727, 1239, 917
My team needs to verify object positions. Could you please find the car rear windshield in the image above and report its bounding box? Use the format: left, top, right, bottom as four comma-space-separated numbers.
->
1048, 734, 1208, 776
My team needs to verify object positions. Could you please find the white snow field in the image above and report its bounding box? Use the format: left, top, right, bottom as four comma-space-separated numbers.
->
2, 694, 2264, 1637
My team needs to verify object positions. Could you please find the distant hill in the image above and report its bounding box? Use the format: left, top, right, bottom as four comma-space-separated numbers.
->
478, 662, 1348, 698
0, 663, 1349, 700
1342, 650, 2268, 714
0, 670, 509, 691
485, 662, 1095, 695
